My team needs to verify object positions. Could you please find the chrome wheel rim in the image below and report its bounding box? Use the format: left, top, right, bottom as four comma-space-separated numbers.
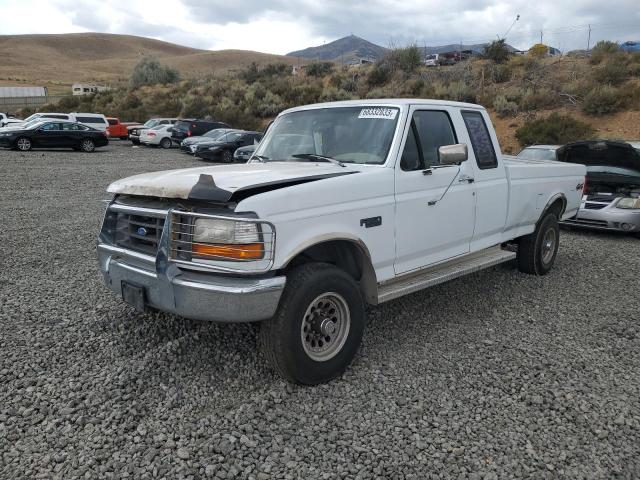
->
541, 228, 556, 264
82, 140, 94, 152
17, 138, 30, 150
301, 292, 351, 362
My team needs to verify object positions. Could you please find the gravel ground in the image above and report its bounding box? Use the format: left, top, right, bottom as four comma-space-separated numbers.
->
1, 141, 639, 480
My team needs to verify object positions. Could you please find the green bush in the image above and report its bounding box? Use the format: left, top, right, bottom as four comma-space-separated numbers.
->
593, 59, 628, 85
483, 39, 511, 64
590, 41, 620, 64
515, 113, 595, 146
130, 57, 180, 88
380, 45, 422, 74
57, 95, 81, 110
493, 95, 518, 117
582, 85, 627, 115
520, 88, 557, 111
367, 64, 391, 86
306, 62, 334, 77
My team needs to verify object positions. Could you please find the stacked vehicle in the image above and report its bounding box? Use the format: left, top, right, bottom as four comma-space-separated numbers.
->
129, 118, 178, 145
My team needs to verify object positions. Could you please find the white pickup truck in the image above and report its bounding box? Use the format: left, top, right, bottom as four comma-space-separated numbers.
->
97, 99, 586, 384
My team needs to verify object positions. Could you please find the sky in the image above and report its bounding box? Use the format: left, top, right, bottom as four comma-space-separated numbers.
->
0, 0, 638, 54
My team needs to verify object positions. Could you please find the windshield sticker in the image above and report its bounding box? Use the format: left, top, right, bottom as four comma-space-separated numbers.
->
358, 108, 398, 120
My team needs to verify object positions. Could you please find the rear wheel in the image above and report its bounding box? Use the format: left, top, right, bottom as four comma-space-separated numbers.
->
159, 138, 172, 149
16, 137, 31, 151
259, 263, 365, 385
517, 212, 560, 275
80, 139, 95, 152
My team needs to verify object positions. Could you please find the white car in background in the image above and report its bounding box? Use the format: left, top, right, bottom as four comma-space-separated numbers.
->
5, 112, 109, 132
139, 125, 173, 148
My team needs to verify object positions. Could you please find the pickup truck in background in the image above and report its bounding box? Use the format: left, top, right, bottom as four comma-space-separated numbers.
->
107, 117, 141, 140
97, 99, 586, 385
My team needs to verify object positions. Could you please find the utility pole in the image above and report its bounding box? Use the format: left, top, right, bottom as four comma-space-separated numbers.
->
587, 24, 591, 51
540, 30, 543, 45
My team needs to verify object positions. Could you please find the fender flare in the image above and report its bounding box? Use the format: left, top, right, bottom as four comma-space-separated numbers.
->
539, 193, 567, 223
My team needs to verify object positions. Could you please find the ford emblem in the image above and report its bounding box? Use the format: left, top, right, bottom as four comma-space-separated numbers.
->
137, 227, 148, 236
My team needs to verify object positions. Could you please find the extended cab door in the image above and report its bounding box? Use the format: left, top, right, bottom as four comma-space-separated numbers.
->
394, 107, 476, 274
459, 110, 509, 251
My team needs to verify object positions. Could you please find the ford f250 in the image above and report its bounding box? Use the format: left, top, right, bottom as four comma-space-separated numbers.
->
97, 99, 586, 384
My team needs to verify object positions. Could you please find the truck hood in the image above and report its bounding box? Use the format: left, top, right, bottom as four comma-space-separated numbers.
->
107, 162, 359, 203
558, 140, 640, 174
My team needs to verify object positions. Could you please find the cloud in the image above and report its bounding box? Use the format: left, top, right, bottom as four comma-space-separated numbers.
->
1, 0, 639, 54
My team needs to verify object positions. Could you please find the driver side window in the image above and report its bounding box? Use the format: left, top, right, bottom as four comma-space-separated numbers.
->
400, 110, 457, 171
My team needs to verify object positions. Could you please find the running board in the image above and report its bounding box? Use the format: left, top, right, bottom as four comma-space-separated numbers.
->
377, 247, 516, 303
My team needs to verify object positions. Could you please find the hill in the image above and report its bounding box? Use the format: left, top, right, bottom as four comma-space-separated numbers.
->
422, 42, 517, 55
0, 33, 298, 93
287, 35, 387, 63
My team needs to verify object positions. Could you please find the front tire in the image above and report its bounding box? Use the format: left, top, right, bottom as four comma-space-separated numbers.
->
16, 137, 32, 151
517, 212, 560, 275
80, 139, 95, 152
259, 263, 365, 385
159, 138, 172, 149
222, 149, 233, 163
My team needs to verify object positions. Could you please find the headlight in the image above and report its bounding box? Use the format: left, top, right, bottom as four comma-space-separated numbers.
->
616, 197, 640, 209
192, 218, 263, 260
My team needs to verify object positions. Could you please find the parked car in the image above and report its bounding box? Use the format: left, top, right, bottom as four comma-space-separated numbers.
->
0, 113, 22, 127
139, 125, 174, 148
557, 140, 640, 235
171, 119, 230, 144
97, 99, 585, 384
195, 131, 263, 162
180, 128, 238, 153
129, 118, 178, 145
9, 112, 109, 131
0, 120, 108, 152
233, 143, 258, 162
516, 145, 560, 161
107, 118, 141, 140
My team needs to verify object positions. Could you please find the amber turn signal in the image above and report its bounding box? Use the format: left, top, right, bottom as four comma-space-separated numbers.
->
192, 243, 264, 260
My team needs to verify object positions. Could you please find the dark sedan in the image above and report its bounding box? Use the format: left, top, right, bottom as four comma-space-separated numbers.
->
195, 131, 263, 162
0, 120, 109, 152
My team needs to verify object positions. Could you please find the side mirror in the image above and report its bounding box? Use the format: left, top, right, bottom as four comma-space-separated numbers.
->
439, 143, 468, 165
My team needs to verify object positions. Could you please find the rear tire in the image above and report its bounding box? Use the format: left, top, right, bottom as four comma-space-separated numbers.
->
160, 138, 172, 149
259, 263, 365, 385
16, 137, 31, 151
517, 212, 560, 275
80, 139, 95, 152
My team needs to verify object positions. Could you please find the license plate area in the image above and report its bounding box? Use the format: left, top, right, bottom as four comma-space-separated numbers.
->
121, 281, 146, 312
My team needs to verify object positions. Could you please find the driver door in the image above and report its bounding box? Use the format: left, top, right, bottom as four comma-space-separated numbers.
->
394, 107, 476, 274
36, 122, 65, 147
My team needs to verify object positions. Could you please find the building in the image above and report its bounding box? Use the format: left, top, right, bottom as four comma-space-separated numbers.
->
72, 84, 110, 96
0, 86, 49, 110
0, 86, 48, 97
347, 58, 375, 68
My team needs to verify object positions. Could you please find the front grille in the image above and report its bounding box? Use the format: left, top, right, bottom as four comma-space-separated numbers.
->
584, 203, 607, 210
115, 211, 165, 255
568, 218, 609, 227
586, 195, 614, 203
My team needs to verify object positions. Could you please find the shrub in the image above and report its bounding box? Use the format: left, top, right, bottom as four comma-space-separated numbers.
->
57, 95, 81, 110
491, 64, 512, 83
306, 62, 334, 77
593, 59, 628, 85
493, 95, 518, 117
367, 64, 391, 86
130, 57, 180, 88
590, 41, 620, 64
582, 85, 627, 115
520, 88, 557, 111
380, 45, 422, 74
515, 113, 595, 146
528, 44, 549, 59
483, 39, 510, 64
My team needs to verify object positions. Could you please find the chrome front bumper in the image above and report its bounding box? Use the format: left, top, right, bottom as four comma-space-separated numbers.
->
562, 206, 640, 232
97, 244, 286, 323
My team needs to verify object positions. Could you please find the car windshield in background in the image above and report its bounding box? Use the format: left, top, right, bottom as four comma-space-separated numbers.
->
254, 106, 400, 165
218, 132, 243, 142
23, 114, 40, 123
25, 121, 46, 130
204, 129, 229, 138
144, 120, 159, 128
517, 148, 557, 161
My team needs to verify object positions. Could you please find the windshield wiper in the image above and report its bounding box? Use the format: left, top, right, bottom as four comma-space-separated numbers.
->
291, 154, 346, 167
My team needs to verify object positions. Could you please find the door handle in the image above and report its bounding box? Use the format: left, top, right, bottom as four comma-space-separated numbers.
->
458, 175, 474, 183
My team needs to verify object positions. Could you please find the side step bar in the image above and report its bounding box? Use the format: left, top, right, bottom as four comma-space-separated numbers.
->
377, 247, 516, 303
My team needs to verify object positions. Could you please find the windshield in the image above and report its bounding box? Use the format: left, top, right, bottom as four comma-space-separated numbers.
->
23, 114, 40, 123
204, 128, 231, 139
253, 106, 400, 165
517, 148, 557, 161
144, 120, 159, 128
25, 121, 46, 130
217, 132, 243, 142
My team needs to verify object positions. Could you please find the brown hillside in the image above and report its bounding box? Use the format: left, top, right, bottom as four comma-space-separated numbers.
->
0, 33, 298, 93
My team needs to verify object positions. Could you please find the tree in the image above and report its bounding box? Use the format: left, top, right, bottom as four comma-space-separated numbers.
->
130, 57, 180, 88
484, 39, 510, 64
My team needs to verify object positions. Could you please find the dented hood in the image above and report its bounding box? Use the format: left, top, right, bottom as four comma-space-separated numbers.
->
107, 162, 358, 202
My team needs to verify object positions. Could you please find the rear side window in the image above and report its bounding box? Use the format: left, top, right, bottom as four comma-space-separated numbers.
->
76, 116, 106, 124
45, 115, 69, 120
462, 111, 498, 169
108, 119, 117, 125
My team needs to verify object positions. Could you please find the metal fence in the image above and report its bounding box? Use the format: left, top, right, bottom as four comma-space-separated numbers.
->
0, 95, 71, 110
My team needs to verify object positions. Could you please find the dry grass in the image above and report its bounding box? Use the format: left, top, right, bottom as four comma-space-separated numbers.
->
0, 33, 298, 92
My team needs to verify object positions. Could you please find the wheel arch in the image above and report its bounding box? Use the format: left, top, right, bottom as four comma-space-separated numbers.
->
279, 236, 378, 305
540, 193, 566, 222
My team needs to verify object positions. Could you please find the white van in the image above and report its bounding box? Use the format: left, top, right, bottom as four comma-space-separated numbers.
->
16, 112, 109, 131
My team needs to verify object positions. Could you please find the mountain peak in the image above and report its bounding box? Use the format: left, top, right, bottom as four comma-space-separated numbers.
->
287, 35, 387, 63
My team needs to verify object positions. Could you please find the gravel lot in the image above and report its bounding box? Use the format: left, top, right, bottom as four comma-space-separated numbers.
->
1, 141, 639, 479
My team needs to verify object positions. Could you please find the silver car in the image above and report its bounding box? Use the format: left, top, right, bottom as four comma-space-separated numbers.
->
518, 142, 640, 235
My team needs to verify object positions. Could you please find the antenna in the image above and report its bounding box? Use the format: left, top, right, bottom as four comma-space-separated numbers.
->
502, 14, 520, 39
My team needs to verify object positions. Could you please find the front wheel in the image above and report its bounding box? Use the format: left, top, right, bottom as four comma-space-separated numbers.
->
16, 137, 32, 151
80, 139, 95, 152
517, 212, 560, 275
222, 149, 233, 163
259, 263, 365, 385
159, 138, 172, 149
